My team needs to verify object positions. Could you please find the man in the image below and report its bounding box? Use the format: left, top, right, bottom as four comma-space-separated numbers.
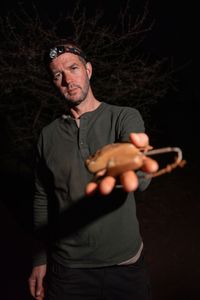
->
28, 41, 158, 300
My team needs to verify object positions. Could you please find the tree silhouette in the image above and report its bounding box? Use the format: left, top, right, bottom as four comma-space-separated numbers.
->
0, 1, 174, 166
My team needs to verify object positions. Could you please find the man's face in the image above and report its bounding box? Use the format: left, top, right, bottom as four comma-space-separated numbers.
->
49, 53, 92, 106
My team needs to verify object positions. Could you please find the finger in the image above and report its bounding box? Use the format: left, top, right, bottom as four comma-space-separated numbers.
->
129, 133, 149, 148
35, 278, 44, 297
119, 170, 139, 192
35, 288, 45, 300
85, 182, 98, 196
29, 278, 36, 297
141, 157, 159, 173
98, 176, 116, 195
35, 295, 44, 300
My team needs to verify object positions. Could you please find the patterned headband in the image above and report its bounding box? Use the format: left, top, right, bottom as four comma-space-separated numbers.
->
48, 45, 87, 62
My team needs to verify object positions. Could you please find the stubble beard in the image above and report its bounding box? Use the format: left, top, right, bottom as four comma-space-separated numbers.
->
64, 81, 90, 108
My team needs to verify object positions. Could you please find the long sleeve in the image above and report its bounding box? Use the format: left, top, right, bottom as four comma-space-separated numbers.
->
32, 134, 49, 266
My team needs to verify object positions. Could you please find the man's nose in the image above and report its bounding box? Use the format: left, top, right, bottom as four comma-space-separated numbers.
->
62, 71, 72, 85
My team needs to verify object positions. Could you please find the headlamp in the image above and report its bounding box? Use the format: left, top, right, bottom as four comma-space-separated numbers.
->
48, 45, 87, 61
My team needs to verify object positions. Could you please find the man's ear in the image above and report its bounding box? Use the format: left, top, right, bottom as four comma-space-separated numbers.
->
86, 62, 92, 79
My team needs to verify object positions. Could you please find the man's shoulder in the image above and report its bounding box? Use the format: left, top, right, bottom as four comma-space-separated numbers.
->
104, 102, 140, 115
41, 118, 60, 135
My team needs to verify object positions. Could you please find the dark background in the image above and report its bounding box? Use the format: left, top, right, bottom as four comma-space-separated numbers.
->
0, 1, 199, 299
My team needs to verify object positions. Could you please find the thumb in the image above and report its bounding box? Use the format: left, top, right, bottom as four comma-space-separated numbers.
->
36, 277, 43, 296
129, 133, 149, 148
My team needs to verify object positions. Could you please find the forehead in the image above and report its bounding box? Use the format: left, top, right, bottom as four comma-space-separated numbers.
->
49, 52, 83, 70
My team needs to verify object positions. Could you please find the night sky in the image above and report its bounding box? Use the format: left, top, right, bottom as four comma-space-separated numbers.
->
2, 0, 199, 158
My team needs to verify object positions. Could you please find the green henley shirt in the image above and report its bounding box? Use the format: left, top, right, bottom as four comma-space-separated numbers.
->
33, 102, 151, 268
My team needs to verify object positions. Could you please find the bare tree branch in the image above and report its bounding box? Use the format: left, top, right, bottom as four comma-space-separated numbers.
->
0, 0, 175, 163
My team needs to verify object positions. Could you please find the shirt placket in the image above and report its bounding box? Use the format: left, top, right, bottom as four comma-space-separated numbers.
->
79, 116, 90, 160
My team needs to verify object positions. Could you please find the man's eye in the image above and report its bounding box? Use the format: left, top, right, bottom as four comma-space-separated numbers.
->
53, 73, 61, 80
71, 66, 78, 70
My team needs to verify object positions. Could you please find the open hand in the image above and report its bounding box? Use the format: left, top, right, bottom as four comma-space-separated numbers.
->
85, 133, 158, 196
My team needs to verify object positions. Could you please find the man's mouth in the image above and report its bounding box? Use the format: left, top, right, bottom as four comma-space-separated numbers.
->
68, 87, 79, 95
